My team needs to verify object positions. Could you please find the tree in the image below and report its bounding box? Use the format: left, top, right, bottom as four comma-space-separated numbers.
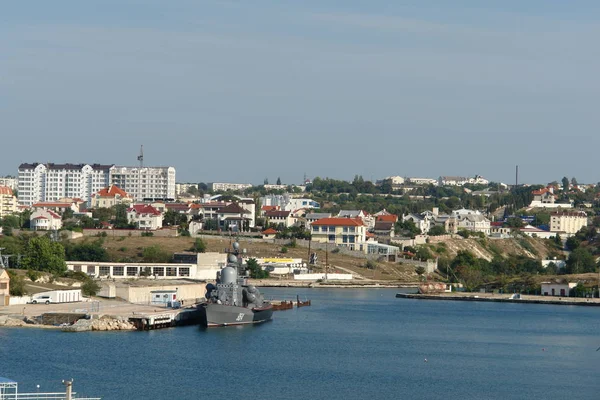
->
64, 240, 109, 262
562, 177, 569, 192
565, 236, 581, 251
566, 247, 596, 274
428, 225, 446, 236
7, 270, 26, 296
264, 178, 269, 185
114, 204, 129, 228
276, 177, 281, 185
21, 236, 66, 275
415, 266, 426, 280
505, 217, 524, 228
81, 280, 101, 297
190, 238, 207, 253
142, 245, 171, 263
246, 258, 269, 279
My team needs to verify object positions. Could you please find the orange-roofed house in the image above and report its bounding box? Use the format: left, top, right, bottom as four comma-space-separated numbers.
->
0, 185, 18, 218
310, 218, 367, 251
91, 185, 132, 208
261, 228, 278, 239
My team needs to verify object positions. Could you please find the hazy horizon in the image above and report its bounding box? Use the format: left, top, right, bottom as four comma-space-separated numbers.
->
2, 1, 599, 185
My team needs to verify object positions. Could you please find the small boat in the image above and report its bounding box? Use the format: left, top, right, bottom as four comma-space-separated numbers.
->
271, 300, 294, 311
296, 295, 311, 308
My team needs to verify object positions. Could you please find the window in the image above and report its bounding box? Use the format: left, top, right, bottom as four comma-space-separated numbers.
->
87, 266, 95, 274
179, 268, 190, 277
343, 227, 348, 232
328, 234, 336, 242
329, 226, 335, 232
127, 267, 138, 276
99, 266, 111, 276
113, 266, 124, 276
342, 235, 348, 243
153, 267, 165, 276
73, 265, 82, 272
321, 226, 328, 232
349, 227, 355, 233
312, 226, 319, 232
166, 267, 177, 277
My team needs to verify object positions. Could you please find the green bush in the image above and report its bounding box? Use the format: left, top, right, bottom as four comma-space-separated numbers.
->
141, 231, 154, 237
81, 280, 101, 297
118, 247, 128, 252
26, 269, 42, 282
331, 247, 340, 254
365, 260, 377, 269
7, 270, 26, 296
280, 246, 288, 254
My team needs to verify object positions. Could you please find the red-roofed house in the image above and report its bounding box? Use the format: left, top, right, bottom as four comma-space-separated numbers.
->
260, 205, 280, 216
311, 218, 366, 251
218, 202, 252, 232
262, 228, 278, 239
127, 204, 163, 230
30, 209, 63, 231
91, 185, 132, 208
0, 185, 18, 217
376, 214, 398, 223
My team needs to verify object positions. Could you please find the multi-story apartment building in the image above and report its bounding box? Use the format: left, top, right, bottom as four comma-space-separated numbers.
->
0, 186, 18, 217
0, 177, 17, 191
17, 163, 176, 205
209, 182, 253, 192
110, 166, 176, 202
550, 211, 588, 235
18, 163, 112, 206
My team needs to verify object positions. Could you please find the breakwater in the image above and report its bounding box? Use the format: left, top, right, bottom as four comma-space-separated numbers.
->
396, 293, 600, 306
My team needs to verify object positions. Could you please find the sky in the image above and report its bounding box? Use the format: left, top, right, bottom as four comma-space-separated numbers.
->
1, 1, 599, 185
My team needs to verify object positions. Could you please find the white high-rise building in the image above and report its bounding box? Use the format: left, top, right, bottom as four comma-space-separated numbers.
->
109, 166, 176, 201
18, 163, 176, 205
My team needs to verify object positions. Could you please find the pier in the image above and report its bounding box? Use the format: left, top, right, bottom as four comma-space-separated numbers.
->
396, 292, 600, 307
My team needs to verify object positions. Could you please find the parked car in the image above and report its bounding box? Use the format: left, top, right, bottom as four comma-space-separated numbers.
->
31, 295, 53, 304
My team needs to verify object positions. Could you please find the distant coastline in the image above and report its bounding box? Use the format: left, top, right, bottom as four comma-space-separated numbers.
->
396, 292, 600, 307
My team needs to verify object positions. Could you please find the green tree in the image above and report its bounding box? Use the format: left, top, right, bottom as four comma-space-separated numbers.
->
246, 257, 269, 279
505, 217, 524, 228
561, 177, 569, 192
7, 270, 26, 296
415, 266, 426, 280
142, 245, 171, 263
565, 236, 581, 251
276, 177, 281, 185
114, 204, 129, 228
566, 247, 596, 274
428, 225, 446, 236
21, 236, 66, 275
64, 240, 109, 262
81, 279, 101, 297
190, 238, 207, 253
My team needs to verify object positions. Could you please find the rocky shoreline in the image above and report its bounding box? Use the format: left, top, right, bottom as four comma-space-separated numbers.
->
0, 314, 136, 332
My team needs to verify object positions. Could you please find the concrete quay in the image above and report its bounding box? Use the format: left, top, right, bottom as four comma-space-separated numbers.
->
396, 292, 600, 307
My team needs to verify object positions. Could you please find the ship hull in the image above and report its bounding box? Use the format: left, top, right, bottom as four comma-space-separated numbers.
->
199, 303, 273, 328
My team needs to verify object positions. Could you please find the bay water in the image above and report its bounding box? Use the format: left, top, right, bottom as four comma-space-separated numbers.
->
1, 288, 599, 399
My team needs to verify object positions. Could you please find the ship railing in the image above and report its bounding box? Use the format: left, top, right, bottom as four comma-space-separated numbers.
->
3, 393, 101, 400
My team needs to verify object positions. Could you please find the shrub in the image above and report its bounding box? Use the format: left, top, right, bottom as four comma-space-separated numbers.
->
118, 247, 128, 252
141, 231, 154, 237
81, 280, 101, 297
26, 269, 42, 282
190, 238, 207, 253
280, 246, 288, 254
331, 247, 340, 254
7, 270, 26, 296
288, 238, 297, 248
365, 260, 377, 269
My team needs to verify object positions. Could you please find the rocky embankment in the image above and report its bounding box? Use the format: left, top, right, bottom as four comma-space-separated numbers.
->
0, 314, 136, 332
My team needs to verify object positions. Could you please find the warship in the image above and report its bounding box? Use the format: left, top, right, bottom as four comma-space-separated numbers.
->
198, 240, 273, 327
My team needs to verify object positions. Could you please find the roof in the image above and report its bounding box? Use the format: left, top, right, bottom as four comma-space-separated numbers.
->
165, 203, 190, 211
32, 202, 73, 208
0, 376, 17, 384
265, 210, 291, 218
311, 217, 364, 227
219, 203, 250, 214
97, 185, 129, 198
0, 186, 13, 196
306, 213, 332, 220
338, 210, 366, 218
128, 204, 161, 216
374, 221, 394, 230
376, 214, 398, 223
261, 205, 279, 211
262, 228, 278, 234
550, 211, 587, 217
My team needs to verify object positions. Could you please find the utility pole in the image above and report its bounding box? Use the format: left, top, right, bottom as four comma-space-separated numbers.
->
62, 380, 73, 400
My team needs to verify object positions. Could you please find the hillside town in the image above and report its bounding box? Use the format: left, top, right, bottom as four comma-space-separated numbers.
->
2, 161, 600, 312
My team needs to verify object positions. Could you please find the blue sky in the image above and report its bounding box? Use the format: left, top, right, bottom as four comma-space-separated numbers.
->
1, 1, 599, 185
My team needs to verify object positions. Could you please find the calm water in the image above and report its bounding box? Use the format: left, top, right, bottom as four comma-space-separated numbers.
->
2, 288, 600, 399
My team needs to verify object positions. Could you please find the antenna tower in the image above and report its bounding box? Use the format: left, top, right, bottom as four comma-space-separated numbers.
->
137, 145, 144, 168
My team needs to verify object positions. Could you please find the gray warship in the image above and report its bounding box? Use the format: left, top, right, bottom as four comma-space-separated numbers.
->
198, 240, 273, 327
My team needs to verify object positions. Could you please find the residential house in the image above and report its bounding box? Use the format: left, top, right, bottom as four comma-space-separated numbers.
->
209, 182, 252, 192
310, 217, 366, 251
30, 209, 63, 231
528, 186, 572, 209
0, 268, 9, 306
127, 204, 163, 230
402, 213, 430, 234
32, 201, 79, 214
261, 205, 280, 217
218, 202, 252, 232
238, 199, 256, 228
452, 209, 491, 235
0, 186, 18, 218
261, 228, 278, 239
519, 225, 555, 239
337, 210, 375, 229
550, 211, 587, 235
407, 177, 438, 186
91, 185, 132, 209
373, 221, 395, 239
305, 213, 332, 229
265, 210, 295, 229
